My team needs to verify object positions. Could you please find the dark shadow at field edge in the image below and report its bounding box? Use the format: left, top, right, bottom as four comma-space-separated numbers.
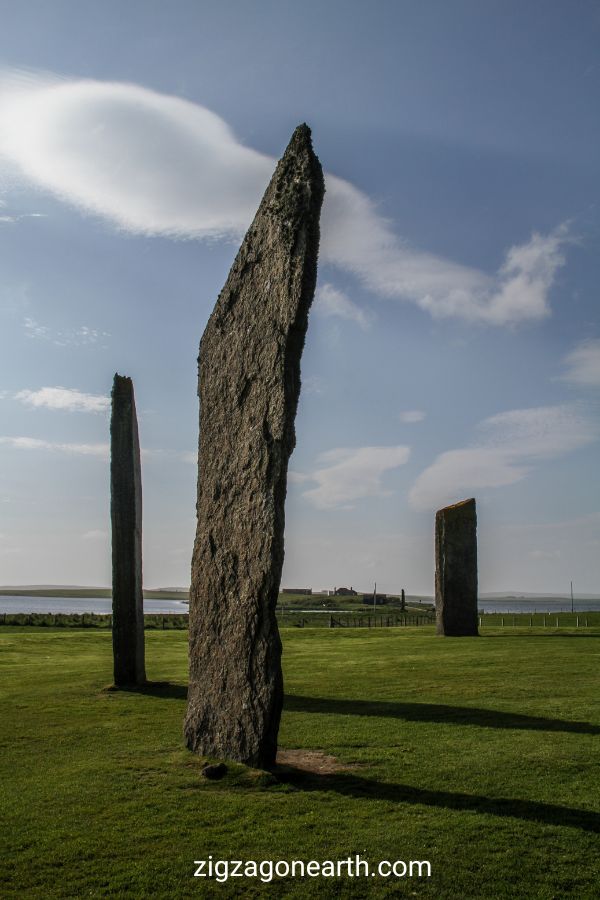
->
276, 767, 600, 833
113, 681, 188, 700
285, 695, 600, 735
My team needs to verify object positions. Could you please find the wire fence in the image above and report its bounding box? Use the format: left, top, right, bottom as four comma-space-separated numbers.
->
2, 610, 599, 630
478, 612, 600, 628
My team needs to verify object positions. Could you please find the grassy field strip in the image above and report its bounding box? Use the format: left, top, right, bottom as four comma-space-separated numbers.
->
1, 627, 599, 898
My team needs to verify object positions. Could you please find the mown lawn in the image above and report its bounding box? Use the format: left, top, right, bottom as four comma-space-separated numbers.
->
1, 626, 599, 898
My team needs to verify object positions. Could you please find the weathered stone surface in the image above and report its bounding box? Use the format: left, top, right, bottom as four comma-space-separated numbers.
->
435, 498, 479, 636
184, 124, 324, 767
110, 373, 145, 685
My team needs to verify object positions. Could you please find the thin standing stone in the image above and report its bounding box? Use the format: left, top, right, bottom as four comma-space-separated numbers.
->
184, 124, 324, 767
110, 373, 145, 685
435, 497, 479, 636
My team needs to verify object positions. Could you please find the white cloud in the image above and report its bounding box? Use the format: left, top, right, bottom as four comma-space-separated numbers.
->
0, 70, 569, 326
81, 529, 107, 540
409, 447, 530, 512
0, 438, 195, 463
15, 386, 109, 413
23, 316, 110, 347
0, 209, 46, 224
560, 338, 600, 387
400, 410, 426, 423
0, 545, 23, 556
0, 436, 109, 457
322, 174, 568, 325
314, 283, 372, 330
0, 72, 270, 238
288, 470, 313, 484
301, 445, 410, 509
409, 404, 598, 511
529, 549, 561, 560
23, 317, 50, 340
302, 375, 324, 395
477, 404, 597, 458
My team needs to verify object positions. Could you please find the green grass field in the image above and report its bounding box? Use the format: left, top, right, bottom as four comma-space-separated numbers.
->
1, 626, 599, 898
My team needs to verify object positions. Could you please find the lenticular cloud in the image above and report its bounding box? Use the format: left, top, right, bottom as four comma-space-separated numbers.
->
0, 71, 272, 238
0, 69, 570, 326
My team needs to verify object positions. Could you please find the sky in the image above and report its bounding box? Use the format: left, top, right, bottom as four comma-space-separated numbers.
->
0, 0, 598, 594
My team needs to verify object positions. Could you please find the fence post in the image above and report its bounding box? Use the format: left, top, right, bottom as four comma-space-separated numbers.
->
576, 616, 579, 628
556, 617, 559, 628
501, 617, 504, 627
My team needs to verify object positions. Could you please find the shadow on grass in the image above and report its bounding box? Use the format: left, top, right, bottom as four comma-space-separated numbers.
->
276, 767, 600, 833
285, 695, 600, 735
112, 681, 188, 700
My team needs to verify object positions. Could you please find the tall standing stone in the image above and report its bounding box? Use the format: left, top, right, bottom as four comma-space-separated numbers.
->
435, 498, 479, 636
184, 124, 324, 767
111, 373, 145, 685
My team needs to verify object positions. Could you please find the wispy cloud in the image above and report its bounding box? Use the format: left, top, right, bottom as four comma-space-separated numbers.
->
0, 436, 109, 457
314, 283, 372, 330
302, 375, 324, 396
300, 445, 411, 509
23, 316, 110, 347
400, 410, 426, 424
409, 404, 598, 511
0, 70, 569, 327
0, 211, 46, 224
560, 338, 600, 387
323, 174, 569, 325
81, 529, 107, 540
529, 549, 561, 560
15, 386, 109, 413
0, 434, 198, 464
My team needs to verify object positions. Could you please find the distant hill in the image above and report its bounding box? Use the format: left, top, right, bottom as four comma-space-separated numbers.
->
153, 587, 189, 593
0, 584, 109, 591
0, 585, 189, 600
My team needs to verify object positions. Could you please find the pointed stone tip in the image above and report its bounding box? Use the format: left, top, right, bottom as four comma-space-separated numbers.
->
287, 122, 313, 153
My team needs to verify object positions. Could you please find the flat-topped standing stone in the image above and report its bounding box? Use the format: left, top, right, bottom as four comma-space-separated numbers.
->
184, 124, 324, 768
110, 374, 145, 685
435, 498, 479, 636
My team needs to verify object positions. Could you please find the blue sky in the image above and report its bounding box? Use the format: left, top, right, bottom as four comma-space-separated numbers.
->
0, 0, 598, 593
